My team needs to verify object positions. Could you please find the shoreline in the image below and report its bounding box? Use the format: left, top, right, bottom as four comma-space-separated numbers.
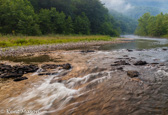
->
0, 47, 168, 114
0, 38, 132, 57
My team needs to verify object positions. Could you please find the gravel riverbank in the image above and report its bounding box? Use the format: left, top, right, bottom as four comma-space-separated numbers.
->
0, 39, 131, 57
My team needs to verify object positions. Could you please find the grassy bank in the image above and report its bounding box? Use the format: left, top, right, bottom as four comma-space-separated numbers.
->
162, 35, 168, 38
0, 35, 115, 48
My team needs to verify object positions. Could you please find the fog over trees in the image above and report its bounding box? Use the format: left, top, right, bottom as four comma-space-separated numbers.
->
0, 0, 167, 36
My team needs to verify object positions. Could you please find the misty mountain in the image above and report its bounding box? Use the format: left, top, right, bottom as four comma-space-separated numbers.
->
109, 10, 138, 34
127, 0, 168, 9
125, 6, 163, 19
126, 0, 168, 19
101, 0, 168, 20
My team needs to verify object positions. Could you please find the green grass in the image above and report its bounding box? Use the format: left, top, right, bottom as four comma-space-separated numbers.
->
162, 34, 168, 38
0, 35, 115, 48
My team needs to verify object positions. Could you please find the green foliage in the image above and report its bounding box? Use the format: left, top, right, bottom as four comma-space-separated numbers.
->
0, 0, 41, 35
0, 0, 121, 36
135, 12, 168, 37
65, 16, 74, 34
74, 13, 90, 34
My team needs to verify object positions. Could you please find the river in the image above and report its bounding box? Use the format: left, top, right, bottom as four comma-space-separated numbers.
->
0, 35, 168, 115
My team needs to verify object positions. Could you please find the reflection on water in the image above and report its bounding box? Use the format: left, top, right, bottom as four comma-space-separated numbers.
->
0, 55, 58, 64
100, 35, 168, 50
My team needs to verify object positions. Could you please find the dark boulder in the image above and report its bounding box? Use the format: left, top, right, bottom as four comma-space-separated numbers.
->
131, 57, 136, 59
14, 77, 28, 82
127, 71, 139, 78
24, 65, 39, 73
0, 64, 38, 80
1, 73, 23, 78
117, 67, 123, 71
0, 64, 12, 73
13, 65, 39, 73
41, 64, 58, 70
162, 48, 167, 51
81, 50, 95, 53
123, 55, 128, 57
38, 72, 58, 76
134, 61, 147, 66
62, 63, 71, 70
160, 63, 165, 66
127, 49, 133, 52
114, 60, 130, 65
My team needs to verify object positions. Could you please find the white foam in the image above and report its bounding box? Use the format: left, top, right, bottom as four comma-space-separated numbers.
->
7, 70, 113, 115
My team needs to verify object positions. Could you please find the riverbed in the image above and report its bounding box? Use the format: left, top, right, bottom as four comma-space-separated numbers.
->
0, 35, 168, 115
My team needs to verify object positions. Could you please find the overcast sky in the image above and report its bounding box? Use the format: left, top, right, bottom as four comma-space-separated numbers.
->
100, 0, 167, 13
100, 0, 133, 13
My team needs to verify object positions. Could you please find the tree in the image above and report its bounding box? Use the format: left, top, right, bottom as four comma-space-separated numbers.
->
65, 16, 74, 34
74, 13, 90, 34
135, 12, 151, 36
38, 9, 52, 34
0, 0, 41, 35
135, 12, 168, 37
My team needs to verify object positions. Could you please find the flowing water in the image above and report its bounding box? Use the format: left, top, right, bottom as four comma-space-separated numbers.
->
1, 35, 168, 115
100, 35, 168, 50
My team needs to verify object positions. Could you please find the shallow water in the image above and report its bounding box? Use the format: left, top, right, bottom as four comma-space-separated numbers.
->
1, 35, 168, 115
99, 35, 168, 50
0, 55, 60, 64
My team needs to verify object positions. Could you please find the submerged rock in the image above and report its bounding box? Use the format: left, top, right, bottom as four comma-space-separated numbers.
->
81, 50, 95, 53
41, 64, 59, 70
41, 63, 72, 70
114, 60, 130, 66
134, 61, 148, 66
127, 49, 133, 52
38, 72, 58, 76
0, 73, 23, 79
14, 77, 28, 82
0, 64, 38, 80
117, 67, 123, 71
162, 48, 167, 51
13, 65, 39, 73
62, 63, 71, 70
127, 71, 139, 78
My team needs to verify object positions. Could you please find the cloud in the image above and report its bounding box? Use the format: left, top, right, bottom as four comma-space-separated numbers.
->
100, 0, 134, 13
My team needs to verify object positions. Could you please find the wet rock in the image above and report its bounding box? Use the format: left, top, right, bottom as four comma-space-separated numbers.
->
41, 64, 59, 70
41, 63, 72, 70
114, 60, 130, 65
151, 63, 159, 65
134, 61, 148, 66
1, 73, 23, 78
13, 77, 28, 82
162, 48, 167, 51
127, 49, 133, 52
123, 55, 128, 57
0, 64, 38, 80
38, 72, 58, 76
127, 71, 139, 78
0, 64, 12, 73
131, 57, 136, 59
111, 64, 118, 66
160, 63, 165, 66
81, 50, 95, 53
13, 65, 39, 73
50, 78, 62, 84
62, 63, 71, 70
117, 67, 123, 71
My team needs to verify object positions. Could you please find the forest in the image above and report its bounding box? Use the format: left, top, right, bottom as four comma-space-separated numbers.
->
0, 0, 124, 36
135, 12, 168, 37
